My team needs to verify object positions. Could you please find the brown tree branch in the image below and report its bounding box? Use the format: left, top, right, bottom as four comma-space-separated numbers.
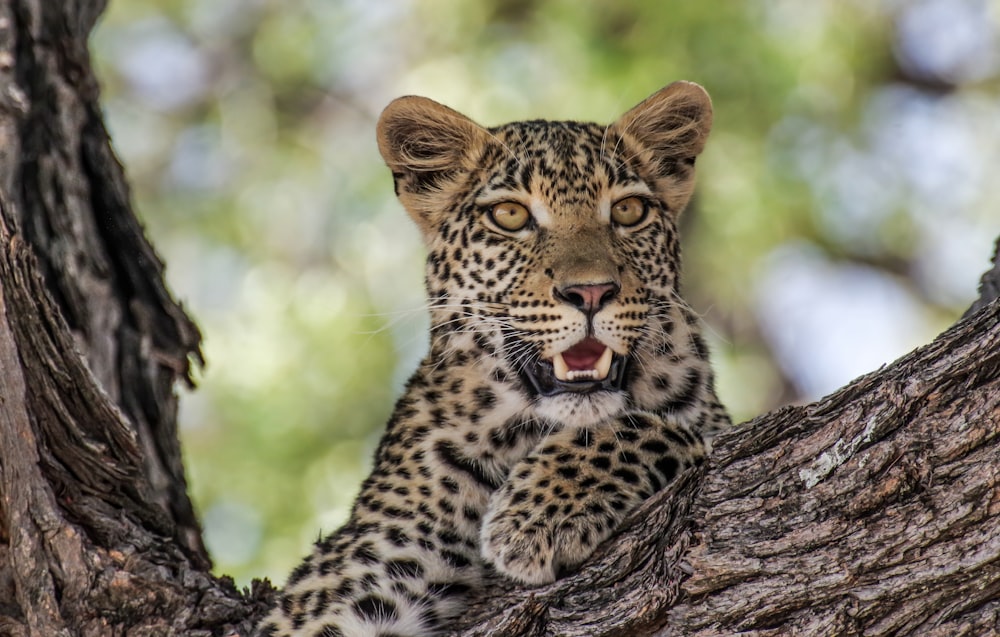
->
965, 237, 1000, 319
450, 287, 1000, 635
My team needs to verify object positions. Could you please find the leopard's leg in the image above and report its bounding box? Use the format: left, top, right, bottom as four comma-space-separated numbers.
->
254, 520, 484, 637
480, 412, 706, 585
254, 448, 493, 637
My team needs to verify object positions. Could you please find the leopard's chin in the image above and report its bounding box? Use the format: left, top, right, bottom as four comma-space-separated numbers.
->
532, 390, 629, 428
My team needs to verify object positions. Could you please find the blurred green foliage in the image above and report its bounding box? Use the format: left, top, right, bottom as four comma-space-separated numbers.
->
92, 0, 1000, 587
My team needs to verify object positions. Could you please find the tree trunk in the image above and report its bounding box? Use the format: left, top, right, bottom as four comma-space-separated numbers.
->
0, 1, 270, 635
0, 1, 998, 636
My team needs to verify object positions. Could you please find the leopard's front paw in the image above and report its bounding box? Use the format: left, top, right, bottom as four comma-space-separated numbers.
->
480, 485, 613, 586
480, 499, 558, 586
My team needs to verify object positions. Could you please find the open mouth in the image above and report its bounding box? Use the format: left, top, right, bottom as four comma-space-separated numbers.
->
520, 337, 629, 397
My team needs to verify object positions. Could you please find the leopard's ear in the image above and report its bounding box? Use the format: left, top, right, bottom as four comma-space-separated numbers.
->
610, 81, 713, 186
377, 96, 488, 237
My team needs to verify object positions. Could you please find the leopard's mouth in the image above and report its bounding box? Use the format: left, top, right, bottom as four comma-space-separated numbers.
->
520, 337, 629, 397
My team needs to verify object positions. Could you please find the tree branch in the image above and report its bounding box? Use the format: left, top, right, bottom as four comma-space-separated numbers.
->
452, 284, 1000, 635
964, 236, 1000, 319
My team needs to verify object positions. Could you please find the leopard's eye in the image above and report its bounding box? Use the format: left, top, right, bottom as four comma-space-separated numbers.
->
610, 196, 647, 227
488, 202, 531, 232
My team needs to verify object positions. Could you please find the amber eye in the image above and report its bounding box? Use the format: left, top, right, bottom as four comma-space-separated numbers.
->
611, 196, 647, 227
488, 202, 531, 232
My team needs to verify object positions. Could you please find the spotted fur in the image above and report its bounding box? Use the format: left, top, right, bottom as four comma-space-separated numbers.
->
256, 81, 731, 637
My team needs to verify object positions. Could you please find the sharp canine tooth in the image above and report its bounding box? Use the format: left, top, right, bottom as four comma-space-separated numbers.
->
595, 346, 613, 380
553, 352, 569, 381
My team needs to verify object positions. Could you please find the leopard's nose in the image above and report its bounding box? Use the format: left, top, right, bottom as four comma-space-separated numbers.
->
554, 282, 620, 315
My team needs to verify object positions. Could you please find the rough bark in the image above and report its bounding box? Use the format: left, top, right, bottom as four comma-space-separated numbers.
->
449, 295, 1000, 636
1, 1, 999, 636
0, 1, 271, 635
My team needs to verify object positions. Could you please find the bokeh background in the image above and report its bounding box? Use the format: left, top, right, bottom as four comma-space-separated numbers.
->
91, 0, 1000, 587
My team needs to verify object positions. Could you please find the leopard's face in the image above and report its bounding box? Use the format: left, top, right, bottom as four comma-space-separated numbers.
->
378, 83, 713, 428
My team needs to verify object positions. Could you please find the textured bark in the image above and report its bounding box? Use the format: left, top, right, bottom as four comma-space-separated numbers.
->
449, 295, 1000, 636
0, 1, 272, 635
1, 1, 999, 636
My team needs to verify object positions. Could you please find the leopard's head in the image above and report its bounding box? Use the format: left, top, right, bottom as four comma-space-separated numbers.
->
377, 82, 714, 427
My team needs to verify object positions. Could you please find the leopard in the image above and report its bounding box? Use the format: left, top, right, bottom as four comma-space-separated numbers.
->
255, 80, 731, 637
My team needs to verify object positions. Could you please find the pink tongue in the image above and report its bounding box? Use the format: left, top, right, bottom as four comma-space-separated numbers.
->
561, 338, 606, 371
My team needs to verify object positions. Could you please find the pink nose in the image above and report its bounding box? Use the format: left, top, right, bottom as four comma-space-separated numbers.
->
554, 282, 620, 315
